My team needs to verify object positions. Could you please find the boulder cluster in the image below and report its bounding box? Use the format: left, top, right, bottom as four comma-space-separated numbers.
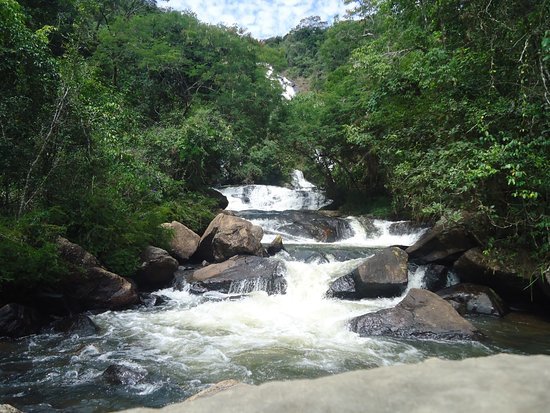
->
1, 209, 544, 346
0, 211, 283, 339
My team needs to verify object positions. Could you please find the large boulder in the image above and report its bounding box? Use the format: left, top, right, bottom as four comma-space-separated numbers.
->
182, 255, 287, 295
453, 248, 533, 305
114, 354, 550, 413
134, 246, 179, 290
436, 283, 507, 317
66, 267, 139, 311
0, 303, 50, 338
351, 247, 408, 298
161, 221, 200, 263
194, 214, 265, 263
349, 288, 481, 340
57, 237, 138, 311
406, 216, 479, 264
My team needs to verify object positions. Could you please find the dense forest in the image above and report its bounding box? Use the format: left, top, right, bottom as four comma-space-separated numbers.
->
1, 0, 548, 294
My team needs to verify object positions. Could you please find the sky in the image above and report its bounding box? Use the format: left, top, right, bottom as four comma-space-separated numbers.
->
162, 0, 353, 39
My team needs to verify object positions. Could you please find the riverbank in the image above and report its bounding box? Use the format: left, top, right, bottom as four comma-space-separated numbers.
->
119, 354, 550, 413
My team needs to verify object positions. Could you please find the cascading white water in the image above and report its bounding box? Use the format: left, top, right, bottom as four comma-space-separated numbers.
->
216, 170, 330, 211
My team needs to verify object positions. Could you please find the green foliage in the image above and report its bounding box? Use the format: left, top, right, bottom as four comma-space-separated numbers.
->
64, 186, 170, 277
0, 209, 67, 288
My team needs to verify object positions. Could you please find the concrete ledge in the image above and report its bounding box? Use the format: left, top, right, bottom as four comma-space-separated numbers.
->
120, 354, 550, 413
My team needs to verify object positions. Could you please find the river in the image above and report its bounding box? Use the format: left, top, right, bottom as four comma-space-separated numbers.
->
1, 171, 550, 412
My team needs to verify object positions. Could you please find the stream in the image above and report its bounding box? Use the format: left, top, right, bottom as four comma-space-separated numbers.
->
2, 171, 550, 412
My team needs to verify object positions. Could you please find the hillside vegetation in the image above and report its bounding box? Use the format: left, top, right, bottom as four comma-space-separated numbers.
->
0, 0, 548, 289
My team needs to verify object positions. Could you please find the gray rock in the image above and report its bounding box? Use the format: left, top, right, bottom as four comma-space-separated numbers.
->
135, 246, 179, 290
350, 288, 481, 340
437, 283, 507, 317
406, 216, 478, 264
194, 214, 265, 263
351, 247, 408, 298
162, 221, 200, 263
116, 354, 550, 413
186, 255, 286, 295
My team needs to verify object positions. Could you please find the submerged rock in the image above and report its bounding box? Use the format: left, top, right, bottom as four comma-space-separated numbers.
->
102, 364, 147, 386
161, 221, 200, 263
0, 303, 50, 338
134, 246, 179, 290
194, 214, 265, 263
185, 255, 287, 295
437, 283, 507, 317
406, 216, 478, 264
46, 314, 100, 336
352, 247, 409, 298
349, 288, 481, 340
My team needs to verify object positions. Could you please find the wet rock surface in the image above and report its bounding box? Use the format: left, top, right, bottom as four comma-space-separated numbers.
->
350, 288, 481, 340
437, 283, 508, 317
238, 210, 354, 243
180, 255, 287, 295
351, 247, 408, 298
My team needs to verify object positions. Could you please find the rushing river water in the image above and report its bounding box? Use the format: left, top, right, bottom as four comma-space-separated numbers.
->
2, 171, 550, 412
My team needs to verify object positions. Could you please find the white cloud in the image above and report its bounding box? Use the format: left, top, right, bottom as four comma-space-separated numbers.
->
162, 0, 352, 39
